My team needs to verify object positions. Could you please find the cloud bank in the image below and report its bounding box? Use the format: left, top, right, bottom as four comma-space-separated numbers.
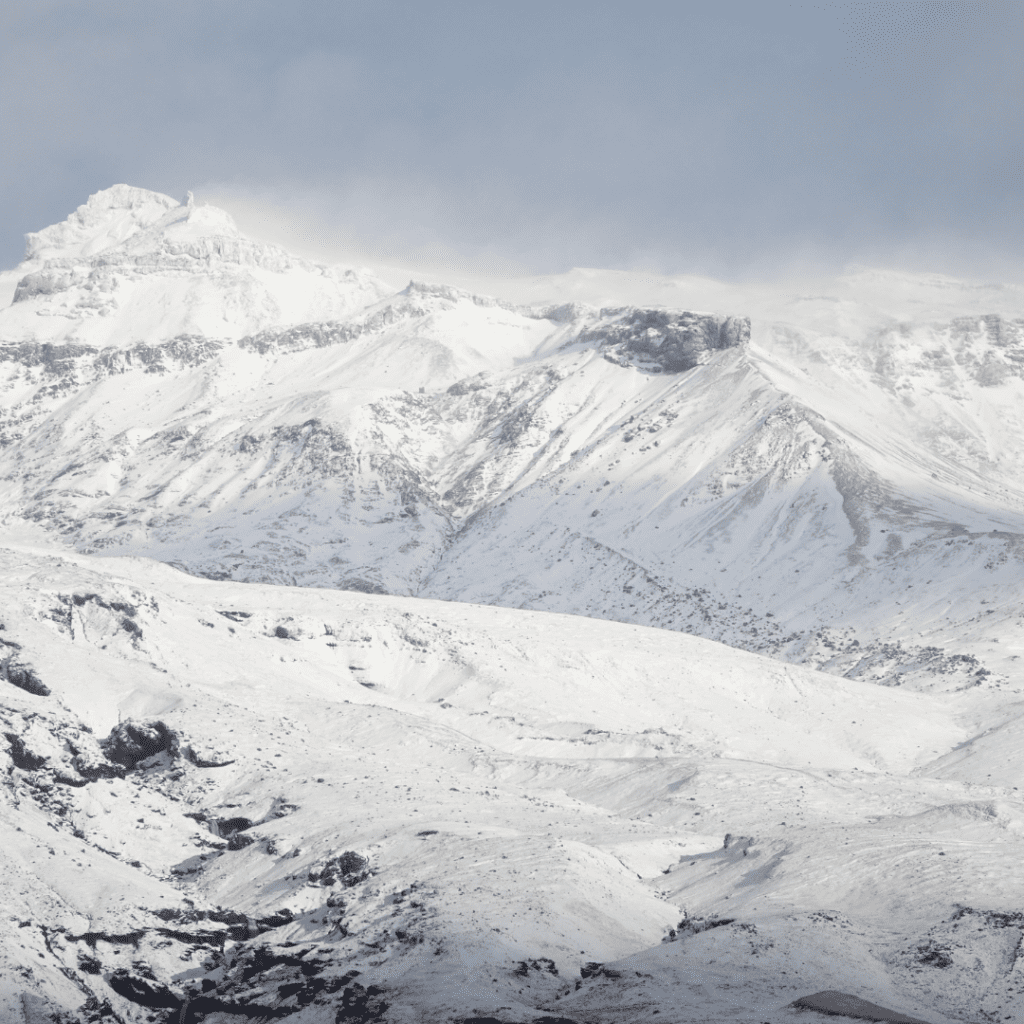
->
2, 0, 1021, 281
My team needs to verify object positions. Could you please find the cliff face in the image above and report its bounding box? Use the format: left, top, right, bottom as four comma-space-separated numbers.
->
578, 306, 751, 372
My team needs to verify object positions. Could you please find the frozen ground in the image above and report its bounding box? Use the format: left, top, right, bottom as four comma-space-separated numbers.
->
3, 546, 1022, 1023
1, 187, 1023, 1023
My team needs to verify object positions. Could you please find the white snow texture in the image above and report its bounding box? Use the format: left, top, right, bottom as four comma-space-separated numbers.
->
1, 186, 1022, 1024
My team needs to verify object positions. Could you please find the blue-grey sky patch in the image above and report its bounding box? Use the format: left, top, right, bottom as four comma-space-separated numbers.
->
1, 0, 1021, 280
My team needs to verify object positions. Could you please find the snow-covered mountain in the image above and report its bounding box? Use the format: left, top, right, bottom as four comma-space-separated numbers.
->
2, 186, 1023, 1022
2, 187, 1022, 694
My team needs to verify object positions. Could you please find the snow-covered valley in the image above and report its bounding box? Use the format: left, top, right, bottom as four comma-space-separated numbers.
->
2, 187, 1023, 1023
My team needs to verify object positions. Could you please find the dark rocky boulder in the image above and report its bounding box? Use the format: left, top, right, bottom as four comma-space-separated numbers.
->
217, 815, 254, 834
101, 719, 179, 768
309, 851, 370, 887
98, 717, 233, 772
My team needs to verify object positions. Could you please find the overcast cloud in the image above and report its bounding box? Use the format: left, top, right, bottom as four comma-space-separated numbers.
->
2, 0, 1021, 280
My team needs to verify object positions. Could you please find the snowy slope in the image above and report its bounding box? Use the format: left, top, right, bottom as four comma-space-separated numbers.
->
2, 187, 1024, 1021
1, 191, 1021, 696
2, 546, 1019, 1023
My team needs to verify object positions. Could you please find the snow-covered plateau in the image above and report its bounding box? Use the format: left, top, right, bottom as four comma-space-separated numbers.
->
1, 186, 1023, 1023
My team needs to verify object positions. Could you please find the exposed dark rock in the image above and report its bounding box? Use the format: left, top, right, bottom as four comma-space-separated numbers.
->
119, 617, 142, 639
187, 748, 236, 769
71, 740, 125, 781
914, 941, 952, 968
237, 943, 324, 983
77, 953, 102, 974
722, 833, 755, 850
94, 715, 231, 771
950, 904, 1024, 929
0, 339, 98, 371
54, 768, 89, 788
574, 960, 623, 991
335, 981, 389, 1022
141, 905, 292, 951
2, 656, 50, 696
153, 926, 228, 948
129, 959, 156, 980
579, 307, 750, 373
153, 907, 185, 923
238, 320, 361, 355
93, 336, 222, 375
77, 995, 118, 1023
70, 592, 138, 617
4, 732, 48, 770
257, 909, 295, 929
69, 928, 146, 948
673, 914, 736, 938
227, 832, 255, 851
186, 906, 295, 940
217, 816, 254, 834
790, 990, 934, 1023
102, 719, 179, 768
309, 851, 370, 888
513, 958, 559, 977
207, 908, 249, 927
446, 373, 490, 396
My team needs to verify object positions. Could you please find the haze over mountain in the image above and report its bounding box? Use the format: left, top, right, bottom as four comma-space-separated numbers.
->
1, 187, 1023, 1024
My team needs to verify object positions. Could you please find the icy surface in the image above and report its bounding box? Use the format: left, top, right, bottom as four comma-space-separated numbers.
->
1, 187, 1022, 1022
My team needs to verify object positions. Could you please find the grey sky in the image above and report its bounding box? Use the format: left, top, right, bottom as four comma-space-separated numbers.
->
2, 0, 1021, 280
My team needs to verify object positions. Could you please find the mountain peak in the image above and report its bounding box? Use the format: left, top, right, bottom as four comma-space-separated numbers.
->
23, 184, 181, 262
22, 184, 247, 267
118, 198, 241, 256
3, 184, 389, 347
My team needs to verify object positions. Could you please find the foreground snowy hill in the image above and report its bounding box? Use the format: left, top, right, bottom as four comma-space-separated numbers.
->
1, 186, 1023, 697
2, 545, 1019, 1023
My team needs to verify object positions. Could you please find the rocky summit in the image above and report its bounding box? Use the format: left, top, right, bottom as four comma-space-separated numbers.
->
1, 186, 1022, 1023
